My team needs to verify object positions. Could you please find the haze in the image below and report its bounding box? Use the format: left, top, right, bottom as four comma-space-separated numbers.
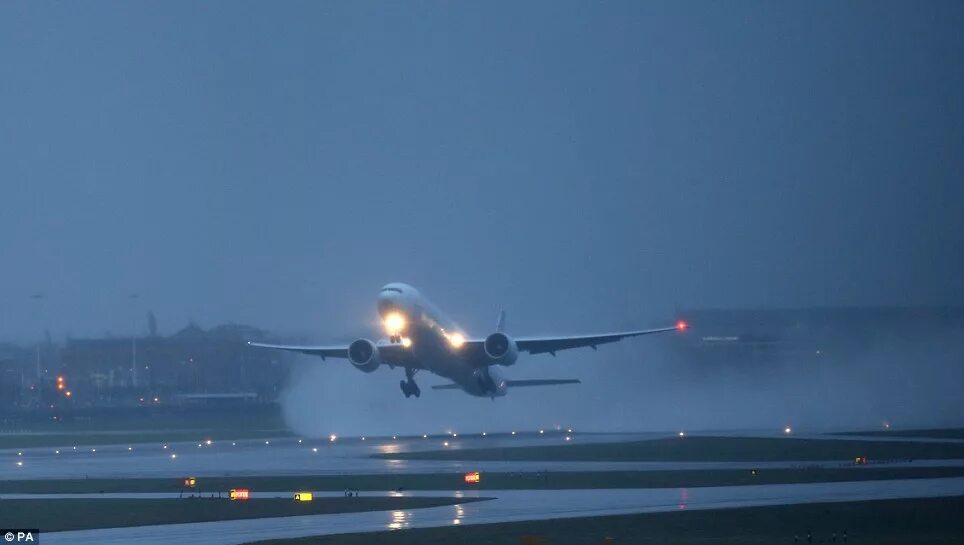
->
1, 2, 962, 435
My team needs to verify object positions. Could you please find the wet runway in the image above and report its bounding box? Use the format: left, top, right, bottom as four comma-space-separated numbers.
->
5, 432, 964, 480
39, 477, 964, 545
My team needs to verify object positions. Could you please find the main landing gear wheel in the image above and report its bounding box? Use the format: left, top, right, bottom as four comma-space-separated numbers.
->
399, 380, 421, 398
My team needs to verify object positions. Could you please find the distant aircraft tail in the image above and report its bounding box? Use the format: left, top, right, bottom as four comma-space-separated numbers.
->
496, 310, 507, 333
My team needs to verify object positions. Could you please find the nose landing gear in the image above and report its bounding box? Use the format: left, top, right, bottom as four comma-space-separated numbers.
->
400, 368, 420, 398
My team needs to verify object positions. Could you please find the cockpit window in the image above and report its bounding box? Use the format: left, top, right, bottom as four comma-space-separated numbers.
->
380, 287, 403, 294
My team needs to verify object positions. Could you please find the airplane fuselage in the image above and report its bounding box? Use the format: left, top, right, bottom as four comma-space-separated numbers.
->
377, 282, 507, 397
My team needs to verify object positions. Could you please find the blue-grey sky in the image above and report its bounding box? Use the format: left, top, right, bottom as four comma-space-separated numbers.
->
2, 1, 962, 342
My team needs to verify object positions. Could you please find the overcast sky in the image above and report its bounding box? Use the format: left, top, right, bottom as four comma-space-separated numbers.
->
2, 1, 962, 343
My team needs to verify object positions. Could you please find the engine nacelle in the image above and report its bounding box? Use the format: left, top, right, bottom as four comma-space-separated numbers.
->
347, 339, 381, 373
483, 332, 518, 366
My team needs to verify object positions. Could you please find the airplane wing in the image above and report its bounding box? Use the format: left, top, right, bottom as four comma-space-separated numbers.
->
514, 325, 682, 356
247, 342, 349, 360
505, 378, 581, 387
247, 341, 417, 367
431, 379, 581, 390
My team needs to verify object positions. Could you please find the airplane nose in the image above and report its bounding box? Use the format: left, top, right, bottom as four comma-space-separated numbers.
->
378, 289, 401, 315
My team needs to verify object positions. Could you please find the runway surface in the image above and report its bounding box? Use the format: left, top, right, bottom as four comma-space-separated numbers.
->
38, 477, 964, 545
5, 432, 964, 480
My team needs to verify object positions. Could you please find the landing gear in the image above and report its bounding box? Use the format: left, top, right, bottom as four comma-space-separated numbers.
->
400, 368, 420, 398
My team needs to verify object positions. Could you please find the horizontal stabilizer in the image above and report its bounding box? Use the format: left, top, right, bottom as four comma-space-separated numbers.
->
431, 383, 462, 390
506, 379, 581, 388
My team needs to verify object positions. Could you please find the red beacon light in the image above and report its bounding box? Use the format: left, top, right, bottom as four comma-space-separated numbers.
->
676, 320, 688, 331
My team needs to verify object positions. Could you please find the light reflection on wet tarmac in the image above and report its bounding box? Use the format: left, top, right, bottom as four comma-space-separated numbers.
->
38, 478, 964, 545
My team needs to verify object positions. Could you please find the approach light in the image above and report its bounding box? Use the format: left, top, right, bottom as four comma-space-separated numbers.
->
679, 431, 685, 437
676, 320, 688, 331
384, 313, 406, 334
171, 453, 177, 459
401, 337, 412, 348
57, 383, 65, 390
56, 376, 64, 383
565, 436, 571, 441
312, 447, 318, 453
205, 439, 212, 446
229, 488, 250, 501
329, 434, 337, 442
784, 426, 792, 435
443, 441, 449, 447
16, 461, 23, 467
65, 391, 72, 397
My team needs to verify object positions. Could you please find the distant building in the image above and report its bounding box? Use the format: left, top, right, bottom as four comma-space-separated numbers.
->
59, 323, 292, 406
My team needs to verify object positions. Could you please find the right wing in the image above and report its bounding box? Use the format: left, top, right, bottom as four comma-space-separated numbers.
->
514, 325, 683, 356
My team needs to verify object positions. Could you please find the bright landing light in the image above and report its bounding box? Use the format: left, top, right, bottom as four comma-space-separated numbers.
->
401, 337, 412, 348
384, 313, 406, 334
446, 332, 465, 348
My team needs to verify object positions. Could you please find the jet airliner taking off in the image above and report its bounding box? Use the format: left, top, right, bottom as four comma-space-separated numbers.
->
249, 283, 687, 398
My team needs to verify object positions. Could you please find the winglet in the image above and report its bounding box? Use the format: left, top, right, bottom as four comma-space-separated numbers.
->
496, 310, 507, 332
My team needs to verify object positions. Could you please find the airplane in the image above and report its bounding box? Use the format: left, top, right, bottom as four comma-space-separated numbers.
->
249, 282, 687, 399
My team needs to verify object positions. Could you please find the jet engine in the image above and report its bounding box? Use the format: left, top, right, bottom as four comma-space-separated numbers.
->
347, 339, 381, 373
483, 332, 518, 366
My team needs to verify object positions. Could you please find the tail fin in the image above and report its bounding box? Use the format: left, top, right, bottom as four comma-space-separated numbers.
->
496, 310, 507, 332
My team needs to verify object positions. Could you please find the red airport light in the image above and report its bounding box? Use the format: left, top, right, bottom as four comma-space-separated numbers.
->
676, 320, 688, 331
230, 488, 250, 500
464, 471, 481, 484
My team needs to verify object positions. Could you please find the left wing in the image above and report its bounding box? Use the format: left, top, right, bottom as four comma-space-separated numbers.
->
247, 340, 417, 367
247, 341, 349, 360
514, 325, 683, 356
